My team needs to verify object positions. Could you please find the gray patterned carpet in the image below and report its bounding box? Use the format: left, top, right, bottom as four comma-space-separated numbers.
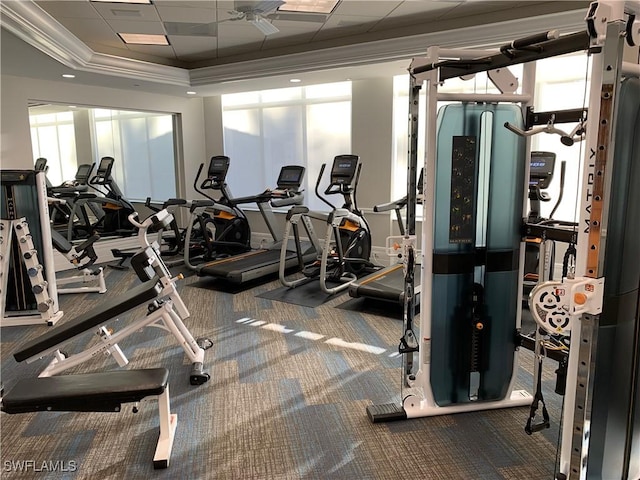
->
1, 265, 564, 479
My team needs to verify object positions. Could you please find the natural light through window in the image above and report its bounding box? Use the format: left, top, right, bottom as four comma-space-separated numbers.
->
221, 81, 352, 211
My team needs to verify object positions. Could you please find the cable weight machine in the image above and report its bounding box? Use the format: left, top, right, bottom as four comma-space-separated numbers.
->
367, 2, 640, 478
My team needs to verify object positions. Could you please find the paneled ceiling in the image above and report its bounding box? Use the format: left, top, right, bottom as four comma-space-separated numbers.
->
1, 0, 591, 96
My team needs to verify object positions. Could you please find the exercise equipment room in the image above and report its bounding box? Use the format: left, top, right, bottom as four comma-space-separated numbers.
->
1, 1, 639, 479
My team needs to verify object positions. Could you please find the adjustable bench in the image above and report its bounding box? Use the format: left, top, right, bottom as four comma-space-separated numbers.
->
1, 368, 176, 469
13, 272, 209, 385
14, 277, 162, 364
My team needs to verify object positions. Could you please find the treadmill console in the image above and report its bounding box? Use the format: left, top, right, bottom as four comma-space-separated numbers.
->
97, 157, 115, 177
92, 156, 115, 185
277, 166, 305, 190
529, 151, 556, 189
75, 164, 93, 184
330, 155, 360, 185
207, 155, 230, 184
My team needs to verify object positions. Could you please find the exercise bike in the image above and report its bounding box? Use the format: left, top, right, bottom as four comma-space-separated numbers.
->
280, 154, 374, 295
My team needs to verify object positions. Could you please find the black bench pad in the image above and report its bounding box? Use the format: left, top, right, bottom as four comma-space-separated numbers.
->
14, 277, 162, 363
1, 368, 169, 413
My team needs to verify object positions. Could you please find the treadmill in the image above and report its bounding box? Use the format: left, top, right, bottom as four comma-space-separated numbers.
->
348, 169, 424, 305
195, 166, 318, 284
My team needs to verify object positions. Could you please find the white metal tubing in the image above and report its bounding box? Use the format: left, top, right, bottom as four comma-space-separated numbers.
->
416, 46, 440, 406
35, 172, 60, 312
57, 268, 106, 294
163, 307, 204, 363
32, 304, 197, 375
153, 385, 177, 469
279, 214, 310, 288
404, 387, 532, 418
622, 61, 640, 78
436, 92, 532, 103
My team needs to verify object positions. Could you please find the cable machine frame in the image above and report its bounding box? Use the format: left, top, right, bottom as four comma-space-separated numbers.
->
368, 2, 640, 478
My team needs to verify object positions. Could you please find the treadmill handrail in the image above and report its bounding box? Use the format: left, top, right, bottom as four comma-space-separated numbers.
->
374, 196, 408, 213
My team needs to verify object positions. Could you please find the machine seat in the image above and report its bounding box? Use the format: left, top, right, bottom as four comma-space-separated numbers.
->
1, 368, 168, 413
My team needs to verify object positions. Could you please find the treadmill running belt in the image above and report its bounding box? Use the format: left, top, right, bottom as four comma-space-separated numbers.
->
349, 264, 421, 304
198, 249, 299, 284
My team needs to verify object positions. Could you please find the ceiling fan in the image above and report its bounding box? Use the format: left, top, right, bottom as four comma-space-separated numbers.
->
227, 1, 285, 36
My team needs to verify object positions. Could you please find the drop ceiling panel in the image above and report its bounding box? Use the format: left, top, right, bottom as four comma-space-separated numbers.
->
217, 41, 265, 58
90, 3, 161, 22
384, 1, 456, 17
53, 18, 120, 47
155, 5, 217, 23
35, 1, 100, 19
217, 22, 269, 42
332, 1, 402, 17
170, 36, 218, 58
107, 19, 167, 35
154, 0, 219, 8
314, 14, 378, 39
263, 31, 317, 49
3, 0, 592, 90
124, 44, 177, 59
269, 20, 324, 33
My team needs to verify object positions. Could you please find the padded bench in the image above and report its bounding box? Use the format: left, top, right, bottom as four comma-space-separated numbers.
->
14, 277, 162, 363
1, 368, 176, 469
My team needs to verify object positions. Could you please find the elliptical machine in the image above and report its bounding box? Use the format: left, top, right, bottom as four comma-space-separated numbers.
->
280, 154, 373, 295
184, 155, 251, 267
66, 156, 136, 241
523, 151, 572, 299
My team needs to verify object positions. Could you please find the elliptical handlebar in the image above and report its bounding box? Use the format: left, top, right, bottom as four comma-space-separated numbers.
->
193, 163, 210, 200
315, 164, 336, 211
351, 163, 363, 216
549, 160, 567, 220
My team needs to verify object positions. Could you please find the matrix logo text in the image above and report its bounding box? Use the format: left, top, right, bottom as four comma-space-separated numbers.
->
3, 460, 78, 473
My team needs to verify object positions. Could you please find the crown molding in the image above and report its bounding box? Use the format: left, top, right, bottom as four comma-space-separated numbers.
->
0, 1, 190, 86
2, 1, 587, 88
190, 9, 587, 85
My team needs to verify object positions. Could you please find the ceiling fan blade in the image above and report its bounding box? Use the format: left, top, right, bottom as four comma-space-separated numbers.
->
249, 15, 280, 35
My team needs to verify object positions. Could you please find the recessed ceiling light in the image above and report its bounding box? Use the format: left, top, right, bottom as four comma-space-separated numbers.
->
290, 78, 302, 83
118, 33, 169, 45
62, 74, 76, 78
90, 0, 152, 4
278, 0, 339, 14
187, 91, 197, 95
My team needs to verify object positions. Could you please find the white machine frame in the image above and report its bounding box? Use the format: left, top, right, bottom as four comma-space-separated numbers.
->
0, 171, 63, 326
376, 1, 640, 478
19, 210, 207, 383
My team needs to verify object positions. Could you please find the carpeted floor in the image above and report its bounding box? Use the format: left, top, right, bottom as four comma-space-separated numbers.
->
0, 264, 565, 479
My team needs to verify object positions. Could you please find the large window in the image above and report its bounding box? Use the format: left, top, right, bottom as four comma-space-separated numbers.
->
392, 53, 589, 224
29, 105, 177, 203
30, 110, 78, 186
221, 81, 351, 211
